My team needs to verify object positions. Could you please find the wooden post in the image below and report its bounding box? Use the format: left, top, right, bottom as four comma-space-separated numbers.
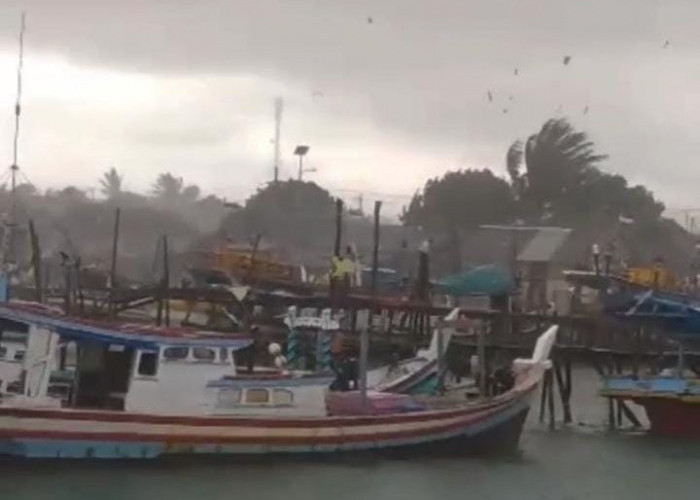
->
370, 201, 382, 296
607, 358, 616, 431
632, 327, 641, 378
74, 257, 84, 315
108, 207, 121, 316
163, 234, 170, 327
436, 321, 445, 395
333, 198, 343, 257
359, 326, 369, 414
62, 257, 72, 315
28, 219, 42, 303
553, 357, 572, 424
547, 369, 556, 430
245, 233, 261, 285
565, 354, 573, 420
477, 326, 487, 398
155, 237, 163, 327
330, 198, 343, 298
539, 372, 548, 422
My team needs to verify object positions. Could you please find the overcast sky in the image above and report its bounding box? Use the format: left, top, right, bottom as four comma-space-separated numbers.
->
0, 0, 697, 217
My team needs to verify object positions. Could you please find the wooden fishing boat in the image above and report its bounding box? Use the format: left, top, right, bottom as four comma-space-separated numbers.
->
0, 302, 557, 459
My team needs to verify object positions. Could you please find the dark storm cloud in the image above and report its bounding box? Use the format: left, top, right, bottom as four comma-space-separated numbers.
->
1, 0, 699, 207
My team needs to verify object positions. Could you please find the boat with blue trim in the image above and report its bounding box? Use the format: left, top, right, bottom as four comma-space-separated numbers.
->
0, 302, 557, 459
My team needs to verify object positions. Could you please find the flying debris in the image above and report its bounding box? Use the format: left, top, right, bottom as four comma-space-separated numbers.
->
508, 95, 514, 101
556, 104, 563, 113
367, 16, 373, 24
663, 40, 670, 49
312, 90, 324, 97
514, 68, 519, 76
502, 108, 509, 114
583, 105, 589, 115
487, 91, 493, 102
563, 55, 572, 65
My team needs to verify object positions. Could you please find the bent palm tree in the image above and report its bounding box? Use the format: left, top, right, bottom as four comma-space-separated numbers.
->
507, 118, 607, 220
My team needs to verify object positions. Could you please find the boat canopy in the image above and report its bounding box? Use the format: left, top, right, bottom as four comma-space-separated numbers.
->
0, 303, 252, 351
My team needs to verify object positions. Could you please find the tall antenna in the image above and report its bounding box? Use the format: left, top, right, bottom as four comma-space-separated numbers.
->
273, 97, 283, 183
10, 12, 26, 224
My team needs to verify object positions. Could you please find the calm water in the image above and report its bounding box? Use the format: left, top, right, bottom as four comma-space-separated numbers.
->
3, 368, 700, 500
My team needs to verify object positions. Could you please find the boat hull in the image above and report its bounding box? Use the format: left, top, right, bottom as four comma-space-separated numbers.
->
602, 376, 700, 438
0, 388, 534, 459
637, 398, 700, 438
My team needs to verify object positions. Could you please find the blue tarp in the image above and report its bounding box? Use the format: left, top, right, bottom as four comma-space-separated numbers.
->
437, 265, 514, 297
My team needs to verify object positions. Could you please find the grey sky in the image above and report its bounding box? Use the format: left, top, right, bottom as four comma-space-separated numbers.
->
0, 0, 697, 216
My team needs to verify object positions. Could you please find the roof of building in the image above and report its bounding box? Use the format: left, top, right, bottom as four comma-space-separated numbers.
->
0, 302, 252, 351
517, 228, 572, 263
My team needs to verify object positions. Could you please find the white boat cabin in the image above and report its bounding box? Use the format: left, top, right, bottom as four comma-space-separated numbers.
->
0, 303, 332, 417
0, 336, 26, 393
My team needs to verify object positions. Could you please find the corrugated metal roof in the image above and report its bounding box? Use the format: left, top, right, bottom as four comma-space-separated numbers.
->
517, 228, 571, 263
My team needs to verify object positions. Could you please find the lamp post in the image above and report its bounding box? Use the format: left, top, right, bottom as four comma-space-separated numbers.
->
294, 145, 311, 181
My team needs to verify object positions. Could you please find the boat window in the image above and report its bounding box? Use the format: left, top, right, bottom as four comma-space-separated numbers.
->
163, 347, 189, 361
192, 347, 216, 362
273, 389, 294, 406
219, 348, 229, 363
245, 388, 269, 404
137, 351, 158, 376
14, 350, 25, 362
216, 388, 241, 407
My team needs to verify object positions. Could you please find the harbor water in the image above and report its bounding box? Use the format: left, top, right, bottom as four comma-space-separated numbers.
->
3, 367, 699, 500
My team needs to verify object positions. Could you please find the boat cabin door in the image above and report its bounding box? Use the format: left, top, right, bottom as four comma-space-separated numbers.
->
74, 343, 134, 410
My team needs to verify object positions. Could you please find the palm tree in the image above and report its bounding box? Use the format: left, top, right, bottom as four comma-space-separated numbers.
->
506, 118, 607, 219
151, 172, 184, 206
99, 167, 123, 199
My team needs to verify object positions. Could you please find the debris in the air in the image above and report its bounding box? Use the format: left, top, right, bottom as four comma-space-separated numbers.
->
663, 40, 670, 49
556, 104, 563, 113
312, 90, 324, 97
502, 108, 509, 114
514, 68, 519, 76
487, 91, 493, 102
367, 16, 373, 24
563, 55, 571, 65
508, 95, 513, 101
583, 106, 589, 115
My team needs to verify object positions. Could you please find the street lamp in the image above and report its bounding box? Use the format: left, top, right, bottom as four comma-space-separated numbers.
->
294, 145, 312, 181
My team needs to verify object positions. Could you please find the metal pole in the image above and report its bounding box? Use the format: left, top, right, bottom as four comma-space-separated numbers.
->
297, 155, 303, 181
359, 326, 369, 414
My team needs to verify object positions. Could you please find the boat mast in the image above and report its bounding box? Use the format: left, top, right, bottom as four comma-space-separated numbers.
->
1, 13, 26, 289
11, 12, 25, 230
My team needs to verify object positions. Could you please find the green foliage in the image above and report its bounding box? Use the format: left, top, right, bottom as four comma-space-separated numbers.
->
401, 169, 514, 230
401, 169, 515, 271
221, 180, 336, 256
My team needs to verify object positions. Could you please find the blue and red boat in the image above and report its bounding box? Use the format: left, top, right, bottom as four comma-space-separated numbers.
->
0, 302, 557, 459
